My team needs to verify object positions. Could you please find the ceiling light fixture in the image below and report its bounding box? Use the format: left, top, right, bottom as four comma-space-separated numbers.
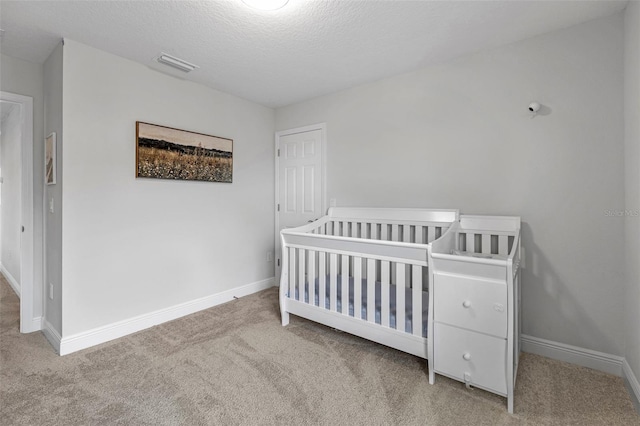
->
242, 0, 289, 11
156, 53, 199, 73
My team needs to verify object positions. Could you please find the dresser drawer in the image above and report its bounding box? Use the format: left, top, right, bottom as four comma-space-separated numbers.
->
434, 273, 507, 338
434, 323, 507, 395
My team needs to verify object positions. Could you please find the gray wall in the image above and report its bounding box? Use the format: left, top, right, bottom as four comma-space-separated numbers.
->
276, 14, 625, 356
60, 40, 275, 336
43, 42, 63, 334
0, 53, 44, 322
624, 1, 640, 390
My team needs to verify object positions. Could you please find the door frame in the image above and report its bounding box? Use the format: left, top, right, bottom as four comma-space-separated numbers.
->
0, 91, 36, 333
274, 123, 327, 283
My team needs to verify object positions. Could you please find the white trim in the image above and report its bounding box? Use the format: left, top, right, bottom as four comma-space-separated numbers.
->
521, 334, 623, 376
274, 123, 327, 281
0, 91, 36, 333
58, 278, 275, 356
623, 359, 640, 413
30, 316, 43, 331
1, 263, 21, 297
42, 319, 61, 354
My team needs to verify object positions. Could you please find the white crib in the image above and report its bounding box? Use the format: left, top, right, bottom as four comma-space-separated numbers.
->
279, 208, 521, 413
279, 207, 459, 358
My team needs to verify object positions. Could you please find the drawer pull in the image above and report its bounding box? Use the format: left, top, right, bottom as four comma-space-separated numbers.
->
463, 353, 471, 361
462, 300, 471, 308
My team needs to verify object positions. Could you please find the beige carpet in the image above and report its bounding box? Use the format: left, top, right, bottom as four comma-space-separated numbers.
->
1, 276, 638, 425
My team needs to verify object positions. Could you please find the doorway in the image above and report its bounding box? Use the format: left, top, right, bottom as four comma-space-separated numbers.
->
0, 91, 36, 333
274, 123, 326, 283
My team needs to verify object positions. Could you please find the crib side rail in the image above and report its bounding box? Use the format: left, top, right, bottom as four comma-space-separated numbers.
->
280, 233, 429, 337
328, 207, 458, 223
318, 218, 452, 244
282, 231, 430, 265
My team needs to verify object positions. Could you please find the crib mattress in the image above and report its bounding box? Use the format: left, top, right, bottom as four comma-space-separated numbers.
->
292, 275, 428, 337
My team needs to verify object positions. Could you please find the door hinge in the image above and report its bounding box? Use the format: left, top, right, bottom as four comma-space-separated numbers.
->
21, 226, 25, 232
277, 259, 280, 267
277, 149, 280, 157
277, 204, 280, 212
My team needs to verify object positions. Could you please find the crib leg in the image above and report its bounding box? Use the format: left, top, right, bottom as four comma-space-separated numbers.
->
281, 310, 290, 326
429, 367, 435, 385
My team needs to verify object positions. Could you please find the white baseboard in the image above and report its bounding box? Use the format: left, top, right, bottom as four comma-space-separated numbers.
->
59, 278, 275, 356
42, 319, 61, 354
0, 263, 21, 298
521, 334, 623, 376
623, 359, 640, 413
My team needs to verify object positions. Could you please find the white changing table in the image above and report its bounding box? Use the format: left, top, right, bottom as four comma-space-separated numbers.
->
428, 215, 522, 413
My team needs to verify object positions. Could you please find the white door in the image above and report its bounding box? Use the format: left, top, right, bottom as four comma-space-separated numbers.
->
275, 124, 325, 283
0, 91, 36, 333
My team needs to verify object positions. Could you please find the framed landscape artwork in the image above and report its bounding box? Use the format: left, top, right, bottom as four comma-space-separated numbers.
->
136, 122, 233, 183
45, 132, 56, 185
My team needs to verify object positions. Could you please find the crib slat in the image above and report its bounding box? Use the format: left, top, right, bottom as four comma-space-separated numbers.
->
308, 250, 316, 306
396, 264, 406, 332
415, 226, 424, 244
427, 227, 436, 243
319, 252, 327, 309
392, 224, 399, 242
371, 223, 379, 240
289, 248, 296, 300
412, 265, 422, 336
341, 255, 349, 315
299, 249, 306, 303
330, 253, 338, 311
482, 234, 491, 254
381, 261, 390, 327
350, 221, 358, 238
466, 233, 475, 253
381, 224, 389, 241
367, 259, 376, 322
354, 257, 362, 319
403, 225, 410, 243
499, 235, 509, 256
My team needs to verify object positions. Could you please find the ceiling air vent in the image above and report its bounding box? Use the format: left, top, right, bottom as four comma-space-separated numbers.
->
156, 53, 199, 73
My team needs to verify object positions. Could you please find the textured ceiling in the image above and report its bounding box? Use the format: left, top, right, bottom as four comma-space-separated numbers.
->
0, 0, 628, 108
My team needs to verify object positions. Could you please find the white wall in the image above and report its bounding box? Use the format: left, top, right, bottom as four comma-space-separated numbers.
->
0, 53, 45, 321
1, 104, 22, 286
624, 0, 640, 390
276, 14, 625, 356
60, 40, 275, 336
43, 42, 64, 334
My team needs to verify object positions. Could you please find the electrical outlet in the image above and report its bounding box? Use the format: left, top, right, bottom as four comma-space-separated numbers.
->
48, 283, 54, 300
267, 251, 273, 262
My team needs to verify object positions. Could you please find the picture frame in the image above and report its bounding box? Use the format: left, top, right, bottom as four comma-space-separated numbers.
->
45, 132, 56, 185
136, 121, 233, 183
